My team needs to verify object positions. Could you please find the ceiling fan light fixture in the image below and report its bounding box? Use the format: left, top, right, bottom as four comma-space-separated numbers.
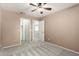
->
40, 11, 43, 14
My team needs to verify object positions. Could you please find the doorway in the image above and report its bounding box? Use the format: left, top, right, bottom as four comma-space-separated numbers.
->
20, 18, 44, 44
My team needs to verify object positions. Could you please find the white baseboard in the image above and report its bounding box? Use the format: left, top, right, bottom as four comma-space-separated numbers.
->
2, 44, 21, 49
48, 42, 79, 55
1, 41, 79, 55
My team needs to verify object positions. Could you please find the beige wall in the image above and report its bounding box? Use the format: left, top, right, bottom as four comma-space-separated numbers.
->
1, 10, 20, 47
0, 9, 39, 47
0, 8, 2, 47
43, 5, 79, 52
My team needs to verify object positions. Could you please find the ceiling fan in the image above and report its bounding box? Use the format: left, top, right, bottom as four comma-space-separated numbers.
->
29, 3, 52, 14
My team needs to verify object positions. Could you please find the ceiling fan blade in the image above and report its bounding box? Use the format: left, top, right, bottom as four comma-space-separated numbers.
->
44, 8, 52, 10
43, 3, 47, 5
32, 9, 37, 12
30, 3, 37, 7
38, 3, 42, 6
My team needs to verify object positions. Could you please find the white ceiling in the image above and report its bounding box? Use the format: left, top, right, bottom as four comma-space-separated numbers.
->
0, 3, 77, 17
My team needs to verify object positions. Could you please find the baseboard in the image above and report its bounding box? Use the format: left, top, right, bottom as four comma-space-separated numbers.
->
48, 42, 79, 55
2, 44, 21, 49
1, 41, 79, 55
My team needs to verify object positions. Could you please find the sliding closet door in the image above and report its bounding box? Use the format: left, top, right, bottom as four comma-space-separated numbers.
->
20, 18, 31, 44
32, 20, 40, 42
32, 20, 44, 42
20, 19, 44, 44
39, 20, 44, 41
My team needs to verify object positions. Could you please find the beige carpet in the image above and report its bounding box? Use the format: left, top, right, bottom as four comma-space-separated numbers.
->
0, 42, 79, 56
